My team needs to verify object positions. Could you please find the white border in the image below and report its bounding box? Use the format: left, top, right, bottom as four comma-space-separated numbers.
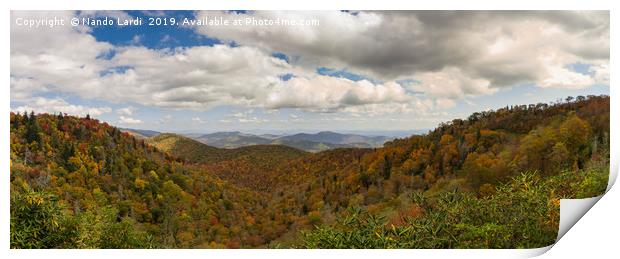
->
2, 1, 617, 259
2, 0, 617, 10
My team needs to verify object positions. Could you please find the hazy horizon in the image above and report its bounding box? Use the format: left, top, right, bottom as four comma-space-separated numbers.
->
121, 127, 429, 138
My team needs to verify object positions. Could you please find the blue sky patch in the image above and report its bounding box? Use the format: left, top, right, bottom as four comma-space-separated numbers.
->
99, 65, 133, 77
90, 11, 222, 49
566, 63, 593, 76
272, 52, 290, 63
316, 67, 379, 83
279, 73, 294, 81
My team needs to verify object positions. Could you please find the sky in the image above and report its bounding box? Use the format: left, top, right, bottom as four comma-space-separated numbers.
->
10, 11, 609, 134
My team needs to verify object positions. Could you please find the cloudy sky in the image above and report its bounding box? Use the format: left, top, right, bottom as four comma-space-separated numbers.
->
10, 11, 609, 134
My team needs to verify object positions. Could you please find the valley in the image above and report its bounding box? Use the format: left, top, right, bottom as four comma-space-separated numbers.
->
10, 95, 610, 248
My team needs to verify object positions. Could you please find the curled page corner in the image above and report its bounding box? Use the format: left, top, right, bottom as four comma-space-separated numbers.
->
547, 161, 618, 253
523, 196, 603, 258
530, 162, 618, 257
607, 157, 618, 192
557, 196, 603, 241
520, 244, 554, 258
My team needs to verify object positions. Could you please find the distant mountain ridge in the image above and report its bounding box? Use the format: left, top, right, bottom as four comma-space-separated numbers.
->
188, 131, 395, 152
277, 131, 390, 146
192, 131, 273, 149
119, 128, 161, 139
121, 128, 400, 152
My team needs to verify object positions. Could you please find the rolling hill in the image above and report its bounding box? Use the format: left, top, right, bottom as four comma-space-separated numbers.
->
146, 133, 226, 164
147, 133, 307, 164
120, 128, 161, 139
146, 133, 308, 191
191, 131, 273, 149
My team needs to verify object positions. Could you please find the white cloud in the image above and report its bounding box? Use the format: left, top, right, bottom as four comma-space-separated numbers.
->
591, 63, 609, 84
232, 112, 246, 118
195, 11, 609, 92
539, 65, 596, 89
11, 97, 111, 117
238, 117, 268, 123
410, 67, 496, 99
192, 117, 207, 124
10, 76, 48, 101
227, 109, 269, 123
89, 44, 292, 109
129, 35, 142, 45
10, 11, 609, 119
435, 98, 457, 110
11, 11, 114, 101
161, 34, 172, 43
265, 76, 411, 112
141, 10, 167, 17
158, 115, 172, 124
116, 106, 136, 116
11, 14, 418, 116
119, 116, 142, 124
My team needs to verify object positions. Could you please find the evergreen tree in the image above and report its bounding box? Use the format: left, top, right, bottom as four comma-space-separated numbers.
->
25, 111, 41, 144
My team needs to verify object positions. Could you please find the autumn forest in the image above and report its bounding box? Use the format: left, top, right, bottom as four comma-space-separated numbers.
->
9, 95, 610, 249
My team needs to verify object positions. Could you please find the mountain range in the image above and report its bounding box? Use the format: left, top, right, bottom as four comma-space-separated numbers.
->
124, 129, 397, 152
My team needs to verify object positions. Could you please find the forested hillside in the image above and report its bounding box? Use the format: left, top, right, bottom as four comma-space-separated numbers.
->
10, 95, 610, 248
146, 133, 307, 191
10, 113, 278, 248
266, 95, 610, 247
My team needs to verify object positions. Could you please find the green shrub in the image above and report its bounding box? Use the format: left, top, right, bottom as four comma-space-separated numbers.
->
302, 169, 605, 249
10, 188, 78, 248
